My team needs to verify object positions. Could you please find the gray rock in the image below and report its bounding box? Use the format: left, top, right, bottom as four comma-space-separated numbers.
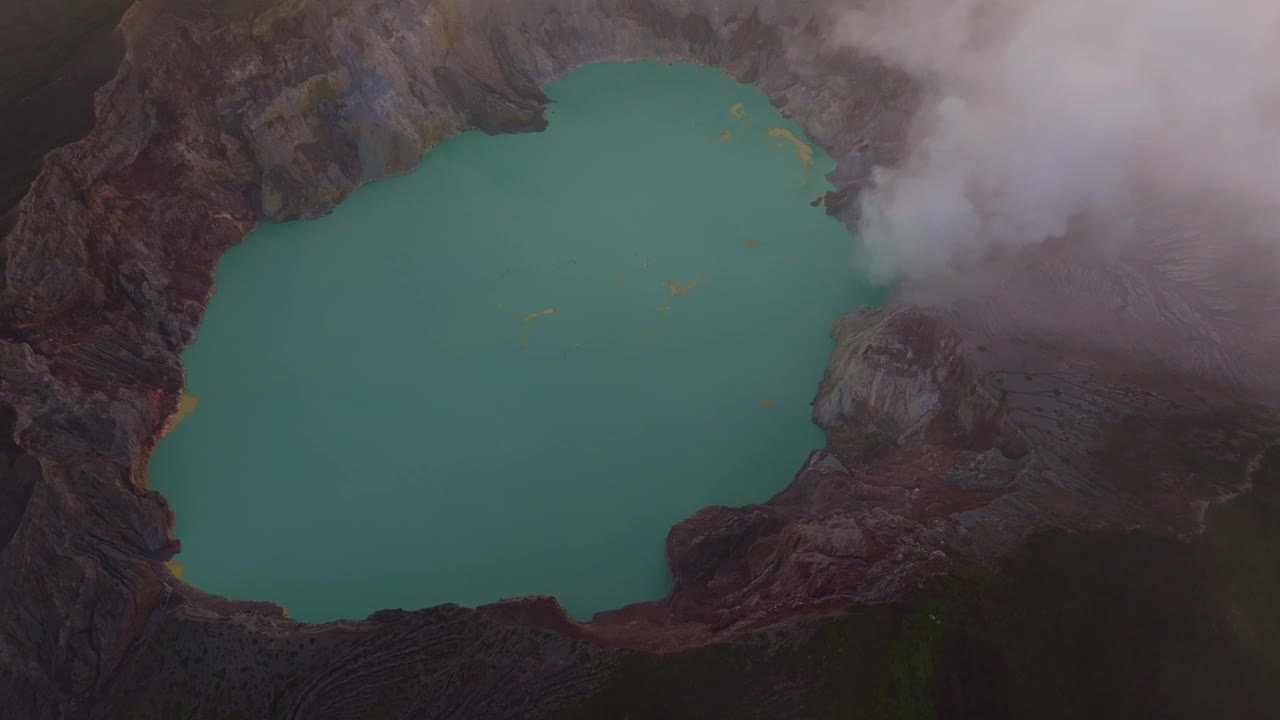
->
0, 0, 1275, 717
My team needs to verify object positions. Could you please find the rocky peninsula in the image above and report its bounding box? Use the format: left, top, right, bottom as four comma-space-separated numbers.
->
2, 0, 1278, 717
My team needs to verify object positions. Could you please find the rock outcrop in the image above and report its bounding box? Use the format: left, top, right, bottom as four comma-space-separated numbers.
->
1, 0, 1276, 717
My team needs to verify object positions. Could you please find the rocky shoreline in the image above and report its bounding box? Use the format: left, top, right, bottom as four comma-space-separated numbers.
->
1, 0, 1277, 717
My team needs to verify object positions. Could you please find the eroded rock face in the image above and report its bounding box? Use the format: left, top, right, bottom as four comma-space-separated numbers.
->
0, 0, 1274, 717
578, 305, 1274, 652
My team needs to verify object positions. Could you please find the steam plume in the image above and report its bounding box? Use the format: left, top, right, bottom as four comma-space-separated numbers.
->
829, 0, 1280, 280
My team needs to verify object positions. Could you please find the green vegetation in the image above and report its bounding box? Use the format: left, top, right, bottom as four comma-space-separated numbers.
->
556, 448, 1280, 720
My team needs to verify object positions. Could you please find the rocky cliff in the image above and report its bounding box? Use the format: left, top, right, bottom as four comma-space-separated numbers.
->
1, 0, 1276, 718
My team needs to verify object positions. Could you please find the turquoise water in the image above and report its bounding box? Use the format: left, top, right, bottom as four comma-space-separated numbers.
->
150, 62, 884, 623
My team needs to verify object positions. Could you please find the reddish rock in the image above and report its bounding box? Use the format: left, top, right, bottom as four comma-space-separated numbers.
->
0, 0, 1276, 718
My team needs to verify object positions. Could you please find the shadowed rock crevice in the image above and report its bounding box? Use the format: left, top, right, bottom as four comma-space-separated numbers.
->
0, 404, 40, 556
0, 0, 1276, 717
0, 1, 919, 715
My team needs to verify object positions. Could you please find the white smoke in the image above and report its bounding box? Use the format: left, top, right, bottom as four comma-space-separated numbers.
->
829, 0, 1280, 280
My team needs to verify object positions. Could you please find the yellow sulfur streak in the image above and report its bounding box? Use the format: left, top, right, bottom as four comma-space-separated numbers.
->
767, 127, 814, 166
665, 273, 704, 297
164, 395, 200, 438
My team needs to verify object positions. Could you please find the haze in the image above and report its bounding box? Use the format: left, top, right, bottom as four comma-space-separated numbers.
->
828, 0, 1280, 280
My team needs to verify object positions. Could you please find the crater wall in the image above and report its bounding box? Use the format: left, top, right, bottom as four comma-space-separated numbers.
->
0, 1, 1274, 717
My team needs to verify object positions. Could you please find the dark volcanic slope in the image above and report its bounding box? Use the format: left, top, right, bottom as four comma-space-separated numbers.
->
0, 0, 135, 235
0, 1, 1277, 718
